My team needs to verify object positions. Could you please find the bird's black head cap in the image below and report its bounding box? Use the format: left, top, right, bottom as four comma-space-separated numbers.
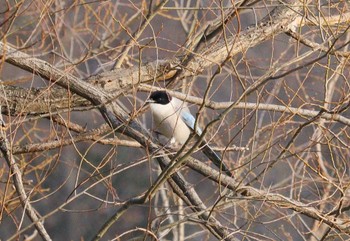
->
149, 91, 172, 105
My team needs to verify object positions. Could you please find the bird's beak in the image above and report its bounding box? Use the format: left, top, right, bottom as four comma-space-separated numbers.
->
145, 99, 155, 104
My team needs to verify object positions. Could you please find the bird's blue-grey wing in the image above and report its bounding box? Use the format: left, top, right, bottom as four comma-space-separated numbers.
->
181, 108, 233, 177
180, 111, 202, 135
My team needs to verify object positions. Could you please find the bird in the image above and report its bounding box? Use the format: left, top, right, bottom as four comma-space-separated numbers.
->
146, 90, 233, 177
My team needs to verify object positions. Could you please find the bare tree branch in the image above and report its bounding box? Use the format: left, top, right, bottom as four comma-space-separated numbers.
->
0, 110, 52, 241
1, 0, 350, 240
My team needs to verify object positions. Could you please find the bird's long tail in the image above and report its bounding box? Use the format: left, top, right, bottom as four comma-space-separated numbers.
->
201, 142, 233, 178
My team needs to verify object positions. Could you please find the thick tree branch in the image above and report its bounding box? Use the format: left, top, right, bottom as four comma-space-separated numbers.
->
0, 85, 91, 115
87, 1, 304, 91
